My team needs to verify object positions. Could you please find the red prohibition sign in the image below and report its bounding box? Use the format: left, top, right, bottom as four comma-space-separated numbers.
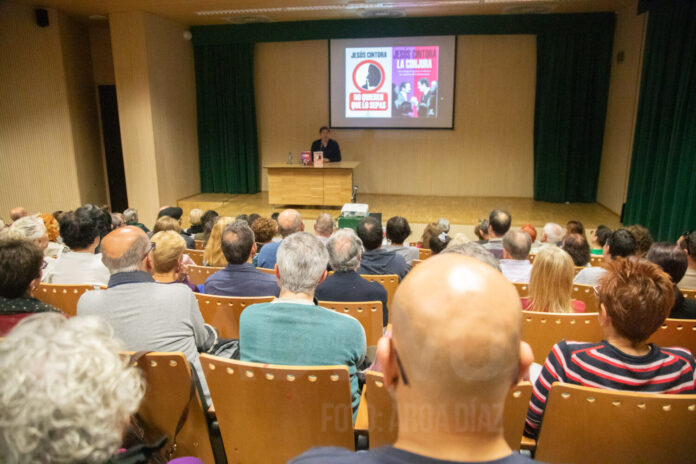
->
352, 59, 386, 93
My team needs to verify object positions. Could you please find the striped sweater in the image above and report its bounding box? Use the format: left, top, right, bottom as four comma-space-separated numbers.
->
524, 340, 696, 438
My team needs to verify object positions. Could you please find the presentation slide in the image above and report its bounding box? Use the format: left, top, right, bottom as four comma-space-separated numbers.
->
330, 36, 456, 129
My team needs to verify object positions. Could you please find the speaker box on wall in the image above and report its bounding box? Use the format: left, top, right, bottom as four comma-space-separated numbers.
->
35, 8, 49, 27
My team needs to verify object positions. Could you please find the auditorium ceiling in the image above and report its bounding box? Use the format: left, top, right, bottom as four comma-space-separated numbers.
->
19, 0, 634, 25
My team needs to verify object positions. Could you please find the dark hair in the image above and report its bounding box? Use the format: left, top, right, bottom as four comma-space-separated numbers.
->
247, 214, 261, 228
399, 81, 410, 91
357, 216, 383, 251
236, 214, 248, 222
646, 242, 688, 283
271, 212, 280, 221
428, 234, 450, 255
562, 233, 591, 266
566, 220, 585, 236
607, 229, 637, 258
221, 220, 256, 265
474, 219, 489, 241
386, 216, 411, 245
488, 209, 511, 237
58, 206, 102, 250
0, 240, 43, 298
418, 78, 429, 86
319, 126, 329, 134
598, 259, 673, 343
627, 225, 654, 257
200, 210, 219, 228
595, 225, 612, 247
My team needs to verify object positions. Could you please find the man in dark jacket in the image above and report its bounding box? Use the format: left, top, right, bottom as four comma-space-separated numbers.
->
356, 216, 408, 281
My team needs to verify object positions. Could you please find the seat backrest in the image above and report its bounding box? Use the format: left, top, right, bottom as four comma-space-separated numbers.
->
194, 240, 206, 250
128, 351, 215, 463
589, 255, 604, 266
574, 266, 585, 275
571, 283, 599, 313
411, 259, 423, 267
513, 282, 529, 297
34, 283, 98, 316
256, 267, 275, 275
521, 311, 603, 363
365, 371, 533, 451
681, 289, 696, 301
185, 249, 205, 266
201, 355, 354, 463
194, 293, 274, 339
188, 265, 223, 286
528, 253, 536, 263
535, 384, 696, 464
318, 301, 383, 347
648, 318, 696, 355
360, 274, 399, 314
418, 248, 432, 260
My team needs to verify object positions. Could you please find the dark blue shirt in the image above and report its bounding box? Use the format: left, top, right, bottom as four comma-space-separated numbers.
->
290, 447, 540, 464
310, 138, 342, 162
203, 263, 280, 297
257, 241, 281, 269
315, 271, 389, 326
357, 249, 409, 281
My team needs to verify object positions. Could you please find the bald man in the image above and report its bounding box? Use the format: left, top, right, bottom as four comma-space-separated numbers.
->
314, 213, 335, 245
77, 226, 216, 405
257, 209, 304, 269
9, 207, 27, 222
291, 254, 537, 463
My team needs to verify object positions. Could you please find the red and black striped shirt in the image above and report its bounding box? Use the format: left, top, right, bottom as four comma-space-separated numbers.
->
524, 340, 696, 438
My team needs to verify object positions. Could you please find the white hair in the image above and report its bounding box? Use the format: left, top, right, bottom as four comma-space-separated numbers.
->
327, 228, 362, 272
442, 239, 501, 271
123, 208, 138, 223
276, 232, 328, 294
543, 222, 565, 244
0, 313, 145, 463
7, 215, 46, 241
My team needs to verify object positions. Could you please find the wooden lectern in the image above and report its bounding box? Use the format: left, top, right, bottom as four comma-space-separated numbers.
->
264, 161, 359, 206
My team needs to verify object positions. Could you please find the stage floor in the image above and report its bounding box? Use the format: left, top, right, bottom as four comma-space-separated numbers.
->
178, 192, 621, 233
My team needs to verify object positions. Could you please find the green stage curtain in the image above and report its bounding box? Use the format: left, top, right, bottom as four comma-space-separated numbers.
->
533, 30, 614, 203
194, 43, 259, 193
623, 1, 696, 241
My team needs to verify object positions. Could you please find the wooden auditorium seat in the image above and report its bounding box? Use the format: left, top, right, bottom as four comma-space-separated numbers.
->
194, 293, 274, 339
648, 318, 696, 355
364, 372, 533, 450
513, 282, 530, 297
257, 267, 275, 275
535, 384, 696, 464
194, 240, 206, 250
411, 259, 423, 267
418, 248, 432, 260
188, 265, 223, 286
185, 249, 205, 266
528, 254, 536, 264
128, 351, 216, 463
521, 311, 603, 364
201, 355, 355, 463
360, 274, 399, 313
571, 283, 599, 313
318, 301, 383, 360
34, 283, 99, 316
589, 255, 604, 266
681, 288, 696, 300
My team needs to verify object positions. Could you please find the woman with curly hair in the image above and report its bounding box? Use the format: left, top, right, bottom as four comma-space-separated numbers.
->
251, 217, 278, 267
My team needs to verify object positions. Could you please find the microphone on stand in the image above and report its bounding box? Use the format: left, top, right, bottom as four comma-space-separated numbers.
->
352, 185, 359, 203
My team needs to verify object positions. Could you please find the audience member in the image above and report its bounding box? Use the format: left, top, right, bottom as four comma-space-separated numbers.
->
292, 254, 536, 463
428, 232, 450, 255
246, 213, 261, 228
437, 217, 450, 234
0, 313, 145, 463
483, 209, 511, 259
591, 225, 612, 255
271, 211, 280, 222
150, 231, 197, 291
442, 239, 501, 270
195, 209, 219, 242
520, 223, 537, 242
110, 212, 125, 229
315, 229, 389, 326
257, 209, 304, 269
0, 219, 7, 240
678, 230, 696, 289
9, 207, 28, 222
524, 247, 584, 313
236, 213, 248, 223
419, 222, 444, 249
123, 208, 149, 233
531, 222, 564, 252
39, 213, 64, 258
0, 240, 60, 334
95, 205, 114, 242
566, 220, 585, 236
153, 215, 194, 249
357, 216, 408, 280
384, 216, 418, 265
251, 217, 277, 266
647, 242, 696, 319
314, 213, 335, 245
203, 216, 236, 267
7, 215, 56, 281
474, 218, 489, 244
627, 224, 654, 258
500, 230, 533, 283
525, 259, 695, 439
185, 208, 204, 235
240, 232, 366, 415
47, 207, 110, 286
204, 220, 279, 297
562, 233, 591, 267
574, 228, 636, 286
77, 226, 215, 405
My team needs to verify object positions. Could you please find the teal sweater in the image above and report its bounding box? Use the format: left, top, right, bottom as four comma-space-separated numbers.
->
240, 300, 366, 414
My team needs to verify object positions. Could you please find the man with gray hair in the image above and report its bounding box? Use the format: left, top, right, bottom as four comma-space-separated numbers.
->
532, 222, 564, 252
442, 239, 501, 271
123, 207, 149, 233
500, 230, 533, 283
257, 209, 304, 269
77, 226, 215, 405
314, 213, 335, 245
240, 232, 366, 415
315, 228, 389, 326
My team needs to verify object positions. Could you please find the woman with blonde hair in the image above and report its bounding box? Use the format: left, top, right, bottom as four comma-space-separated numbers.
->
150, 231, 197, 291
203, 216, 235, 267
523, 247, 585, 313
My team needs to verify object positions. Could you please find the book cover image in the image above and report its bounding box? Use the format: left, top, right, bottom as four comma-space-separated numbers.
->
313, 151, 324, 167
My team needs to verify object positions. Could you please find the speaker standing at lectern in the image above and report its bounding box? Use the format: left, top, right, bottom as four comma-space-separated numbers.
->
310, 126, 341, 163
